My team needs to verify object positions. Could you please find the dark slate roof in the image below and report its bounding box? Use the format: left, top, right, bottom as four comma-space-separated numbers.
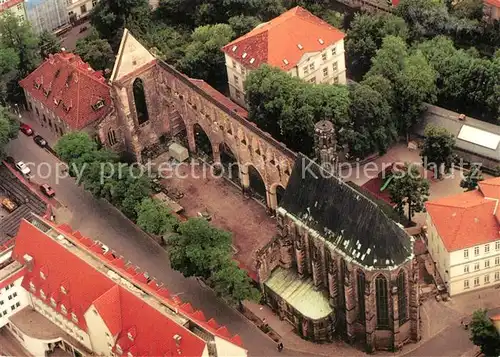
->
280, 154, 413, 269
0, 164, 47, 243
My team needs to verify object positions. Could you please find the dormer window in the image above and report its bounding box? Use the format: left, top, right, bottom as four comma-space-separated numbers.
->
71, 312, 78, 323
116, 344, 123, 355
29, 281, 36, 292
61, 304, 67, 314
61, 285, 67, 294
127, 352, 133, 357
40, 289, 46, 300
92, 99, 105, 111
54, 98, 61, 106
50, 297, 57, 307
34, 81, 41, 89
63, 103, 72, 113
127, 332, 134, 341
43, 88, 51, 97
40, 271, 46, 280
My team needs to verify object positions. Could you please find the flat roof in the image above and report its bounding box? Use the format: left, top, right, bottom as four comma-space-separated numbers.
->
265, 267, 333, 321
458, 125, 500, 150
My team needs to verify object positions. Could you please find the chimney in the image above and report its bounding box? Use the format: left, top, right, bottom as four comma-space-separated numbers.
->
23, 254, 34, 271
173, 334, 182, 345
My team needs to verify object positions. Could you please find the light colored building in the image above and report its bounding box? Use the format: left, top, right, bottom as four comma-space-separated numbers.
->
66, 0, 96, 23
426, 177, 500, 296
26, 0, 69, 34
483, 0, 500, 21
0, 0, 28, 22
221, 6, 347, 108
0, 215, 247, 357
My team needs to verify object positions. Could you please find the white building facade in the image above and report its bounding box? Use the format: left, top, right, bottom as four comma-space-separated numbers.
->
222, 6, 347, 108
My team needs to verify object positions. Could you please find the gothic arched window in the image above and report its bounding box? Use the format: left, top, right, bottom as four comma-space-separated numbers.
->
375, 275, 389, 329
357, 270, 366, 323
133, 78, 149, 124
397, 270, 408, 324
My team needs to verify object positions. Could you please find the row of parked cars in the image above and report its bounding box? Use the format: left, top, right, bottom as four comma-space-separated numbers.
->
10, 122, 56, 199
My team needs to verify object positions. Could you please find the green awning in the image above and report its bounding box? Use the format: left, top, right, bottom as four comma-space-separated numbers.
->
265, 267, 333, 321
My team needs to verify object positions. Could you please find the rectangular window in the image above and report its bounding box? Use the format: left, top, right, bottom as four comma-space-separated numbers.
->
334, 76, 339, 84
495, 272, 500, 281
485, 260, 490, 268
234, 75, 239, 85
323, 67, 328, 77
2, 310, 6, 316
11, 305, 15, 311
474, 246, 480, 256
321, 52, 327, 61
309, 77, 316, 84
485, 275, 490, 284
464, 279, 469, 289
474, 277, 480, 286
332, 62, 338, 72
496, 241, 500, 251
235, 90, 241, 100
309, 62, 315, 70
464, 265, 469, 273
474, 262, 480, 271
303, 66, 308, 74
17, 3, 22, 9
464, 249, 469, 259
331, 46, 337, 56
485, 244, 490, 253
496, 257, 500, 265
15, 302, 20, 308
92, 0, 97, 5
12, 292, 16, 298
8, 295, 12, 300
80, 4, 87, 13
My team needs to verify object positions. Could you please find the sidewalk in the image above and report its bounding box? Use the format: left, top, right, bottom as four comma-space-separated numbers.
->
20, 110, 60, 147
242, 301, 367, 357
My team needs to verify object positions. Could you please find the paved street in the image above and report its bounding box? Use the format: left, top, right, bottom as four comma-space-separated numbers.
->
6, 122, 317, 357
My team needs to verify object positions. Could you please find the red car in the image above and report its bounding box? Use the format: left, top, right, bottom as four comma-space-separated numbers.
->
20, 123, 33, 136
40, 184, 55, 198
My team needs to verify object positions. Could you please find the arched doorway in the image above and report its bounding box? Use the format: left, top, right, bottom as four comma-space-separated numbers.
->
248, 165, 266, 203
133, 78, 149, 125
193, 124, 213, 161
219, 142, 240, 186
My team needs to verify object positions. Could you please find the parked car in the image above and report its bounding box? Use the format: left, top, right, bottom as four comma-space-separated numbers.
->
19, 123, 33, 136
40, 184, 55, 198
33, 135, 47, 148
1, 198, 17, 212
15, 161, 31, 176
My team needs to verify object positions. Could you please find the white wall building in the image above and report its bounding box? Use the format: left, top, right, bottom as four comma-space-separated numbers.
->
222, 6, 347, 108
426, 177, 500, 296
0, 215, 248, 357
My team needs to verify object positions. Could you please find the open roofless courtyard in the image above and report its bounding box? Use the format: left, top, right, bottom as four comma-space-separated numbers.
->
160, 161, 277, 278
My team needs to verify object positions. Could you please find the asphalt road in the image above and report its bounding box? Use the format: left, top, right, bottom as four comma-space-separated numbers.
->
6, 131, 311, 357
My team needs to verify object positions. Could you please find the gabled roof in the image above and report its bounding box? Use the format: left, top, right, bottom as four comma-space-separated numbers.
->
426, 184, 500, 251
279, 154, 413, 269
93, 285, 122, 336
19, 52, 112, 130
222, 6, 345, 71
485, 0, 500, 8
479, 177, 500, 200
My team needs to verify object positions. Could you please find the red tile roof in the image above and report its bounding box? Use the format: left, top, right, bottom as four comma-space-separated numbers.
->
11, 218, 244, 356
426, 184, 500, 251
189, 79, 248, 118
479, 177, 500, 199
485, 0, 500, 8
19, 52, 112, 130
0, 0, 23, 12
222, 6, 345, 71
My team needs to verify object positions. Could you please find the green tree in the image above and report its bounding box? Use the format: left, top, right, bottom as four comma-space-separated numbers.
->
0, 47, 19, 105
0, 13, 40, 103
54, 132, 98, 164
178, 24, 234, 91
366, 35, 408, 84
348, 82, 396, 157
75, 30, 115, 72
460, 164, 484, 191
39, 30, 60, 59
136, 197, 179, 236
451, 0, 483, 20
209, 260, 261, 305
228, 15, 261, 38
421, 124, 455, 179
141, 25, 188, 63
470, 309, 500, 357
0, 106, 19, 158
346, 13, 408, 80
168, 218, 232, 280
389, 163, 430, 222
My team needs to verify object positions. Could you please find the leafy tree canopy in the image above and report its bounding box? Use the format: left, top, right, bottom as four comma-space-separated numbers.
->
75, 30, 115, 73
39, 30, 60, 59
470, 309, 500, 357
0, 106, 19, 158
136, 197, 179, 236
460, 164, 484, 191
421, 124, 455, 178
